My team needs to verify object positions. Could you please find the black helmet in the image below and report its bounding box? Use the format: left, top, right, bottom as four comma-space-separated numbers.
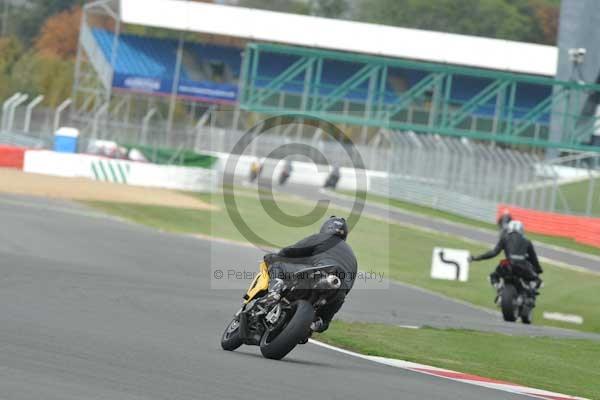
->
320, 216, 348, 240
497, 209, 512, 229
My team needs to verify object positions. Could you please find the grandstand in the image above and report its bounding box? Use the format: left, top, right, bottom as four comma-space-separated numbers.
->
72, 0, 600, 153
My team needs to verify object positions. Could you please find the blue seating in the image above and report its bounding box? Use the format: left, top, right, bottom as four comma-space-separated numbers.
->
92, 28, 552, 121
92, 28, 241, 102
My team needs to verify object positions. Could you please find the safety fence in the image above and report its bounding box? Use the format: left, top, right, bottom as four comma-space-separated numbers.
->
4, 94, 600, 222
370, 174, 498, 223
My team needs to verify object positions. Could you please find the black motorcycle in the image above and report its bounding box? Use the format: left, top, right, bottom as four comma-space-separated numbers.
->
323, 168, 340, 190
278, 169, 291, 185
221, 262, 342, 360
495, 260, 536, 324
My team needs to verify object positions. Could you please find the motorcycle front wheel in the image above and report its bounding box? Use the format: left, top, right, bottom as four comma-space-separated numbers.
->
221, 317, 244, 351
260, 300, 315, 360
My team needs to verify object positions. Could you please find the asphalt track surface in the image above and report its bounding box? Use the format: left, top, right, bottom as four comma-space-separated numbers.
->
0, 194, 594, 400
277, 183, 600, 274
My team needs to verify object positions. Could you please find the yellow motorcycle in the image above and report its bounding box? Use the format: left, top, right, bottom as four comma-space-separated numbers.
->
221, 261, 342, 360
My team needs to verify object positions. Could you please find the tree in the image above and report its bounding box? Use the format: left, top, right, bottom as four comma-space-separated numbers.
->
237, 0, 310, 15
531, 0, 559, 44
0, 36, 23, 100
13, 0, 84, 45
310, 0, 350, 18
0, 36, 22, 74
357, 0, 540, 43
35, 6, 82, 60
9, 51, 74, 107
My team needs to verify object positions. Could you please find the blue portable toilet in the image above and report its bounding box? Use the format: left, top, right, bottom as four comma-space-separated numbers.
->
54, 127, 80, 153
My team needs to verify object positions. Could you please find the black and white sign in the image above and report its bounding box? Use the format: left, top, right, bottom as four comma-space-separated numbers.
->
431, 247, 470, 282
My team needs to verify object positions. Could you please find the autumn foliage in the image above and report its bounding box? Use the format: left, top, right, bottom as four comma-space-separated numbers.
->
35, 6, 82, 60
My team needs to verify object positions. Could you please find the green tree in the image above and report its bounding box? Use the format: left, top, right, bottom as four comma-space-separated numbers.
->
358, 0, 537, 43
310, 0, 350, 18
0, 36, 22, 73
0, 36, 23, 100
7, 51, 74, 107
238, 0, 310, 15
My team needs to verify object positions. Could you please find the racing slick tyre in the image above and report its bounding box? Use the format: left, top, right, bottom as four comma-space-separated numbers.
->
500, 284, 519, 322
260, 300, 315, 360
221, 317, 244, 351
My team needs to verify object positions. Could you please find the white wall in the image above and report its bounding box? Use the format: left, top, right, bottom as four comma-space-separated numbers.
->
23, 150, 218, 192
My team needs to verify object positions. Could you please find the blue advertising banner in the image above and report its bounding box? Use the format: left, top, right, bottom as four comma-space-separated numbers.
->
113, 73, 238, 103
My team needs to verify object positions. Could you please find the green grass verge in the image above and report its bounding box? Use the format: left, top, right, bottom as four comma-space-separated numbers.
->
86, 188, 600, 334
345, 190, 600, 257
553, 177, 600, 217
317, 321, 600, 400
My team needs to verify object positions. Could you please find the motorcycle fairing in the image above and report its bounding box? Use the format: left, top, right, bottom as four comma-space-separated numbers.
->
243, 261, 269, 304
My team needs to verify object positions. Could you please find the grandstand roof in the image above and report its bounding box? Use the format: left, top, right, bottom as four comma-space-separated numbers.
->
120, 0, 558, 77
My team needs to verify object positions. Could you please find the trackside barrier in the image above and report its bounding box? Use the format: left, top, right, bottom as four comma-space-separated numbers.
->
370, 175, 498, 223
23, 150, 218, 192
0, 145, 26, 169
498, 204, 600, 247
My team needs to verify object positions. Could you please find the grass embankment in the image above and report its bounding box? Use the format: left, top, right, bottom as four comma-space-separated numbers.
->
554, 177, 600, 217
317, 322, 600, 400
345, 190, 600, 257
87, 187, 600, 334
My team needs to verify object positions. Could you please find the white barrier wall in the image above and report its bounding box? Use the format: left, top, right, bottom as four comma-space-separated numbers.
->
211, 152, 386, 191
23, 150, 217, 192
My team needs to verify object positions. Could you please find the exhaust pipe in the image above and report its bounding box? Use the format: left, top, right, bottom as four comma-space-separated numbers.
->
316, 274, 341, 290
326, 274, 341, 289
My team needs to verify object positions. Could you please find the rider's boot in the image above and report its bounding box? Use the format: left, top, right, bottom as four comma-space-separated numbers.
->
489, 273, 502, 304
298, 318, 329, 344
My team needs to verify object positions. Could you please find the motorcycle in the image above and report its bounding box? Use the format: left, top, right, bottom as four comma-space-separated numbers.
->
323, 169, 340, 190
278, 169, 291, 185
494, 259, 536, 324
221, 261, 342, 360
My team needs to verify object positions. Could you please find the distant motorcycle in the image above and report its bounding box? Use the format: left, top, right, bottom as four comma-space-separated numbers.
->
278, 161, 292, 185
221, 262, 342, 360
494, 260, 536, 324
323, 167, 340, 190
278, 170, 290, 185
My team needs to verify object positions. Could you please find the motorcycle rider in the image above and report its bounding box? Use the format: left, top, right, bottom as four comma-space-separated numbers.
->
470, 220, 543, 295
497, 209, 512, 237
264, 216, 357, 335
278, 159, 293, 185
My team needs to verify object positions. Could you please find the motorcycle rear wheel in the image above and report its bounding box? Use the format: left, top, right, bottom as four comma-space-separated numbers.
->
500, 284, 519, 322
260, 300, 315, 360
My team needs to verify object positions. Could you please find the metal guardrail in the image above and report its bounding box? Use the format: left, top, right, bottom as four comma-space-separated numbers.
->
369, 174, 498, 223
0, 131, 46, 148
